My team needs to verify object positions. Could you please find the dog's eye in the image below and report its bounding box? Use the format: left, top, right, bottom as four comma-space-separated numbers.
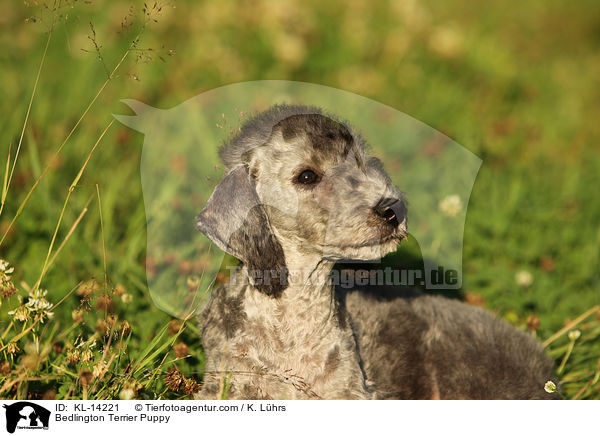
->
297, 169, 320, 185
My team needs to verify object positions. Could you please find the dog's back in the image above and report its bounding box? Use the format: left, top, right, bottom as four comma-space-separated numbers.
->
343, 288, 556, 399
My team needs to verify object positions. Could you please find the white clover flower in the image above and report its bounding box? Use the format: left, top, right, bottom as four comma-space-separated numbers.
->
544, 380, 557, 394
429, 25, 464, 59
24, 288, 54, 322
93, 361, 109, 379
0, 259, 17, 298
515, 270, 533, 287
439, 194, 463, 217
0, 259, 14, 274
121, 293, 133, 303
26, 298, 53, 311
81, 349, 94, 363
8, 306, 29, 322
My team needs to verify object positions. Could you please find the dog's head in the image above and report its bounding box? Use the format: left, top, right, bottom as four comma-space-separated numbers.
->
196, 105, 407, 297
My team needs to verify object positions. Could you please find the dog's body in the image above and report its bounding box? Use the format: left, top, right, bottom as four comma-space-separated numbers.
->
195, 104, 555, 399
199, 263, 371, 399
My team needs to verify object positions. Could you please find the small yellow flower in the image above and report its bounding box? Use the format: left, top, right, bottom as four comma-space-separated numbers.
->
186, 275, 200, 292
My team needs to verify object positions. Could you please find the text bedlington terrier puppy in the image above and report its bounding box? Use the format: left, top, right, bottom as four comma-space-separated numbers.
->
195, 104, 555, 399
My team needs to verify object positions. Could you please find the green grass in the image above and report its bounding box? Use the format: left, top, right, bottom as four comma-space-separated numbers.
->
0, 0, 599, 399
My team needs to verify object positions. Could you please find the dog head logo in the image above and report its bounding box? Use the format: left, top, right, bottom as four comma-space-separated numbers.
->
115, 81, 481, 317
3, 402, 50, 433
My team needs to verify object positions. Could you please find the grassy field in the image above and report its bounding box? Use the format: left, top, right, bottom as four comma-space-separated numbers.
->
0, 0, 599, 400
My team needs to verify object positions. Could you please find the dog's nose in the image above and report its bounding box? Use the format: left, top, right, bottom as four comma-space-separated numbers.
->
374, 197, 407, 228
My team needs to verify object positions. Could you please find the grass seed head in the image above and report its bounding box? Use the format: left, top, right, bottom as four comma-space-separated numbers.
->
0, 361, 11, 375
184, 377, 200, 396
113, 283, 126, 296
526, 314, 540, 331
173, 342, 189, 358
79, 369, 93, 387
81, 349, 94, 363
6, 342, 19, 355
72, 309, 85, 323
77, 279, 101, 298
92, 361, 109, 380
67, 349, 81, 365
168, 319, 182, 336
120, 320, 131, 335
96, 294, 113, 311
165, 367, 185, 392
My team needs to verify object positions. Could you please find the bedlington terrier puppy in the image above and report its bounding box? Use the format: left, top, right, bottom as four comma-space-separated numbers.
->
195, 104, 555, 399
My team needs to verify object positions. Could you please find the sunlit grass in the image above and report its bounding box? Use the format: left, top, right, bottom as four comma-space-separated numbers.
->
0, 0, 599, 399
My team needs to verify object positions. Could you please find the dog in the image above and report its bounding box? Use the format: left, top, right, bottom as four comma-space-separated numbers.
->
194, 104, 556, 399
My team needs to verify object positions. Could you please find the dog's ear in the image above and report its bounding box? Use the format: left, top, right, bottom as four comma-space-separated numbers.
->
196, 165, 288, 297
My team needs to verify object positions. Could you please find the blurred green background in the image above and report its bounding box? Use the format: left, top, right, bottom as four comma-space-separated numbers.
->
0, 0, 599, 399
